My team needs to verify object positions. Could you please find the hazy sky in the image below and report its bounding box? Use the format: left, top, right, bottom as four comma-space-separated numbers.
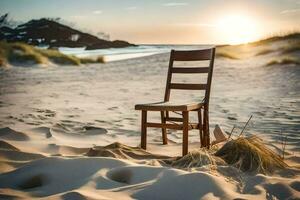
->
1, 0, 300, 44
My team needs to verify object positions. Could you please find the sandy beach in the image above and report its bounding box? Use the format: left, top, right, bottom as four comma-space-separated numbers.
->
0, 38, 300, 199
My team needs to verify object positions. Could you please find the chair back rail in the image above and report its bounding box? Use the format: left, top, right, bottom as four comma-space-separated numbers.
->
164, 48, 216, 104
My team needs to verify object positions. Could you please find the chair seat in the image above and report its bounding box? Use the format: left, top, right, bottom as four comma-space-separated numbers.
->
135, 101, 204, 111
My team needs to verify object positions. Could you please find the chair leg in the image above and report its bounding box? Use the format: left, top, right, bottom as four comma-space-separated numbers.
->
160, 111, 168, 145
182, 111, 189, 156
141, 110, 147, 150
203, 106, 210, 148
197, 109, 203, 148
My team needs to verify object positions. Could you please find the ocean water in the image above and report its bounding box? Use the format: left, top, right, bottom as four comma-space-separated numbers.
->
0, 44, 299, 151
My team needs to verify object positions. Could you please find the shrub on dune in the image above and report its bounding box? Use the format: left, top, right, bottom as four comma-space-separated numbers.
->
215, 136, 287, 174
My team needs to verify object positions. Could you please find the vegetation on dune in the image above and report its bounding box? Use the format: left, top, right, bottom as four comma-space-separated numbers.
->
255, 48, 275, 56
37, 48, 81, 65
281, 42, 300, 54
216, 52, 239, 59
251, 32, 300, 46
216, 47, 239, 59
80, 56, 105, 64
215, 136, 287, 174
0, 41, 104, 67
266, 56, 300, 66
255, 40, 300, 58
171, 149, 225, 169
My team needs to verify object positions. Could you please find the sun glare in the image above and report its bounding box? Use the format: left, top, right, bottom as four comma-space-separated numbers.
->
217, 14, 260, 45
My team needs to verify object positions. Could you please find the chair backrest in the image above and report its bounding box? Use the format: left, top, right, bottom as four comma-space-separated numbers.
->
164, 48, 216, 105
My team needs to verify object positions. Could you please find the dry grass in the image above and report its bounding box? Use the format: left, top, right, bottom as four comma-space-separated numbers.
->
216, 51, 239, 59
255, 49, 275, 56
9, 42, 47, 65
79, 56, 105, 64
215, 136, 287, 174
171, 148, 225, 169
0, 41, 104, 67
266, 57, 300, 66
37, 49, 80, 65
250, 32, 300, 46
281, 42, 300, 54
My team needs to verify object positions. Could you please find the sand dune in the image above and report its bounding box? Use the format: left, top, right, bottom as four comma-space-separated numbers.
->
0, 128, 299, 199
0, 153, 299, 199
0, 140, 20, 151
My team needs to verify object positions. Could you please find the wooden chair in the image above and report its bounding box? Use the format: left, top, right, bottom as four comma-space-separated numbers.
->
135, 48, 216, 156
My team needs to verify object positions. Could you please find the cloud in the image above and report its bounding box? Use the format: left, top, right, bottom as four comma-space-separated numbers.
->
125, 6, 137, 10
93, 10, 103, 15
280, 8, 300, 14
163, 2, 189, 7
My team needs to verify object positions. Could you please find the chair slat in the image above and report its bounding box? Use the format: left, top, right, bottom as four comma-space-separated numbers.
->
171, 49, 212, 61
172, 67, 210, 74
146, 122, 183, 130
170, 83, 207, 90
146, 122, 198, 130
166, 117, 183, 122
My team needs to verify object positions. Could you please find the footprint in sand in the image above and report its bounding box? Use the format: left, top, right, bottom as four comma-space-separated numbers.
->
18, 174, 45, 190
53, 121, 108, 136
0, 127, 29, 141
61, 191, 89, 200
107, 168, 132, 184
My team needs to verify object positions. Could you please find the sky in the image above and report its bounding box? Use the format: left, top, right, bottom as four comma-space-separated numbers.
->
0, 0, 300, 44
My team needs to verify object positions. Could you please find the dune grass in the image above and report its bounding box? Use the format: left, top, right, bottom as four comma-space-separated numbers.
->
37, 48, 81, 65
281, 42, 300, 54
215, 136, 287, 174
255, 48, 275, 56
216, 52, 239, 59
250, 32, 300, 46
80, 56, 105, 64
0, 41, 104, 67
171, 149, 225, 169
216, 49, 239, 59
266, 57, 300, 66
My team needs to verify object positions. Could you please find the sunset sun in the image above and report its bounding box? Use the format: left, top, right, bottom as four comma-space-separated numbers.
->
217, 14, 260, 44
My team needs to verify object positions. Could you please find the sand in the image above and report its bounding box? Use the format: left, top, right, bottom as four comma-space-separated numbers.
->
0, 127, 299, 199
0, 40, 300, 199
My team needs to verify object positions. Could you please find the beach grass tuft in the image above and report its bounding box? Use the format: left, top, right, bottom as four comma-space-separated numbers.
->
281, 42, 300, 54
266, 57, 300, 66
0, 41, 103, 67
171, 149, 225, 169
37, 49, 81, 65
215, 136, 287, 174
255, 48, 275, 56
79, 56, 105, 64
216, 51, 239, 59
